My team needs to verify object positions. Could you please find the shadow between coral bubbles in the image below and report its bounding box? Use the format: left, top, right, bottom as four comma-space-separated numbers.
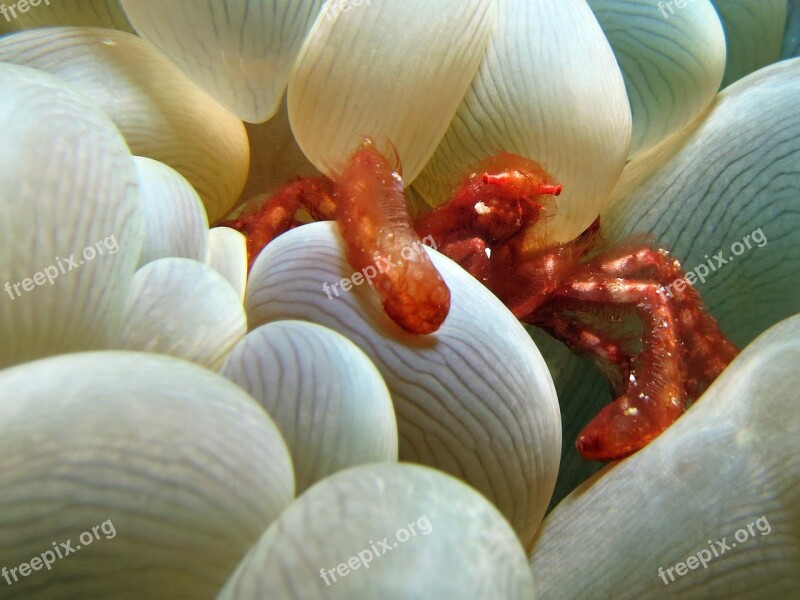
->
525, 326, 611, 513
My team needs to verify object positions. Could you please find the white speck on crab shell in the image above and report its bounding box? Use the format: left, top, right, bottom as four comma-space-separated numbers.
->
475, 201, 491, 215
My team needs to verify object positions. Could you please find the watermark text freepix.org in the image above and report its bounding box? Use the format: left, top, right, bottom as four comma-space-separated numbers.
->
0, 0, 49, 23
319, 515, 432, 586
2, 519, 116, 586
657, 0, 698, 20
4, 234, 119, 301
322, 235, 438, 300
662, 227, 766, 298
325, 0, 371, 21
657, 515, 771, 585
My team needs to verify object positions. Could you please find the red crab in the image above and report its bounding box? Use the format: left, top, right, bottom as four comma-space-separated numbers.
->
221, 140, 739, 462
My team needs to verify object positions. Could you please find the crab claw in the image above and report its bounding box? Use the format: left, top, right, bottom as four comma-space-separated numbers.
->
333, 140, 451, 335
576, 390, 686, 461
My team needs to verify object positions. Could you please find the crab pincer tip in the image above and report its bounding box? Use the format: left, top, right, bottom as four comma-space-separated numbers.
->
540, 184, 562, 196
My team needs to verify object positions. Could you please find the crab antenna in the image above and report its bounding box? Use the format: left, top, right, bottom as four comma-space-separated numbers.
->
538, 184, 563, 196
482, 172, 563, 196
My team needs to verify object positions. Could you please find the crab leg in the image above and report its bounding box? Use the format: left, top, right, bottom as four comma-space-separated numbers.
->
592, 246, 738, 397
332, 140, 450, 335
533, 309, 629, 367
554, 271, 686, 461
220, 177, 336, 268
222, 141, 450, 334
